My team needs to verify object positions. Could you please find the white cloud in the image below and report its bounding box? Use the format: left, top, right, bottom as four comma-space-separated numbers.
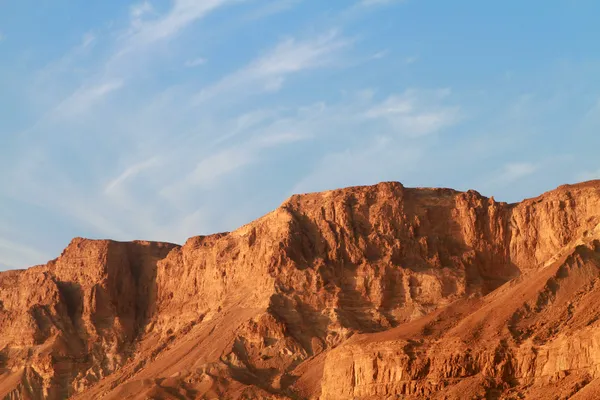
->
370, 50, 389, 60
4, 159, 136, 240
577, 168, 600, 182
404, 55, 418, 64
125, 0, 234, 48
87, 81, 123, 97
366, 96, 413, 116
23, 0, 233, 126
263, 76, 285, 92
130, 1, 154, 19
184, 148, 254, 188
81, 32, 96, 48
105, 157, 161, 194
184, 57, 207, 67
252, 31, 347, 75
581, 98, 600, 129
0, 238, 50, 269
256, 131, 306, 146
244, 0, 301, 20
194, 30, 351, 103
286, 88, 462, 194
236, 108, 281, 131
4, 0, 320, 268
360, 0, 405, 6
291, 136, 421, 195
161, 130, 308, 201
2, 0, 468, 269
55, 80, 124, 117
5, 84, 460, 268
364, 89, 461, 136
496, 162, 539, 185
0, 32, 5, 42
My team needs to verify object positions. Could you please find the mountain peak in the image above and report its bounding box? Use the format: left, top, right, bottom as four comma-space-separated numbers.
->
1, 181, 600, 399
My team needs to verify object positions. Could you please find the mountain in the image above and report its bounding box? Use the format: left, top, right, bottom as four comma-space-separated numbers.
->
1, 181, 600, 399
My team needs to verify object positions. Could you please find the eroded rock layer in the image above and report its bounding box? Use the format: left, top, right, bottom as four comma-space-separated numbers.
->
1, 181, 600, 399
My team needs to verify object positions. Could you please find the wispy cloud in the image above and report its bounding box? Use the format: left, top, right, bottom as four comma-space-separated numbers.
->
577, 168, 600, 182
105, 157, 161, 194
244, 0, 302, 20
81, 32, 96, 48
184, 57, 207, 67
291, 135, 422, 195
173, 148, 254, 190
2, 0, 241, 258
364, 89, 461, 136
0, 237, 50, 269
252, 31, 348, 75
359, 0, 406, 7
286, 88, 462, 194
130, 1, 154, 19
161, 130, 308, 201
17, 0, 233, 133
4, 0, 599, 273
194, 30, 352, 103
124, 0, 235, 48
0, 0, 462, 269
54, 80, 124, 117
494, 162, 539, 185
404, 55, 418, 64
370, 50, 389, 60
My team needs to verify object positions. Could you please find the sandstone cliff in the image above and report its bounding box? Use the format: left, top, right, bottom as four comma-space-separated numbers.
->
1, 181, 600, 399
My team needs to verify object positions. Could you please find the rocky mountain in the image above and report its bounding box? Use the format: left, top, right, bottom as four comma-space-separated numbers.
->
1, 180, 600, 399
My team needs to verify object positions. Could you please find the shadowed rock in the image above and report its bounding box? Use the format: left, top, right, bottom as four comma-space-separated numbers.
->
1, 180, 600, 399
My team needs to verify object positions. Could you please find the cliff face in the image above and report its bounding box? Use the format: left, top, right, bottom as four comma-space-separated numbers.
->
0, 240, 177, 399
1, 181, 600, 399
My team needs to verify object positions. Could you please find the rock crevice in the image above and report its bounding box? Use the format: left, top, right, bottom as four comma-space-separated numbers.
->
1, 181, 600, 399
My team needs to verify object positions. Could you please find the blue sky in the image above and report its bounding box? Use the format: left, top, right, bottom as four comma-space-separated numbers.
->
1, 0, 600, 269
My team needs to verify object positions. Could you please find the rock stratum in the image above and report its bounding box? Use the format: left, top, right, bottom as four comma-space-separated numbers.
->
2, 181, 600, 399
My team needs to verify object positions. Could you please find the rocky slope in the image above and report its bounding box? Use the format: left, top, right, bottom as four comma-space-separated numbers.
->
1, 180, 600, 399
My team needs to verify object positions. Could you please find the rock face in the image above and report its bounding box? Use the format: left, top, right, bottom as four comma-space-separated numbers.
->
1, 180, 600, 399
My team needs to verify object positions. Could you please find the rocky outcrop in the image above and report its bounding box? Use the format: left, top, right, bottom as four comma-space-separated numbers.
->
0, 240, 176, 399
0, 180, 599, 399
320, 238, 600, 399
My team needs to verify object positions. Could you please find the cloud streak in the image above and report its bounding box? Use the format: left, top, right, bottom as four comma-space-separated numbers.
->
577, 168, 600, 182
124, 0, 235, 48
364, 89, 461, 136
359, 0, 406, 7
184, 57, 207, 67
194, 30, 352, 104
55, 80, 124, 117
1, 0, 464, 270
0, 237, 51, 269
498, 162, 539, 183
8, 0, 596, 272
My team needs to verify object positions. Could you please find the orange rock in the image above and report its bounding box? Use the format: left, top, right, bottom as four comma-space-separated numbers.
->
1, 180, 599, 399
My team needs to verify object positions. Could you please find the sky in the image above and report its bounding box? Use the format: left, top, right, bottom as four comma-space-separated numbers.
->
1, 0, 600, 270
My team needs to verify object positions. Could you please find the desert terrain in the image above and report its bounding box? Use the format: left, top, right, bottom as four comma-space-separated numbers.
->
2, 181, 600, 399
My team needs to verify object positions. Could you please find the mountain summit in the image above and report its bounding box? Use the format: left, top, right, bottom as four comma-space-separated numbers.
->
1, 181, 600, 399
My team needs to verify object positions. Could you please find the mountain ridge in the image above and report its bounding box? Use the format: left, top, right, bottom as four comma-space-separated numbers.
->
1, 180, 600, 399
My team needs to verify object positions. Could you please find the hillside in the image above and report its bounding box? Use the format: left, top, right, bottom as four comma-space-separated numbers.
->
1, 181, 600, 399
